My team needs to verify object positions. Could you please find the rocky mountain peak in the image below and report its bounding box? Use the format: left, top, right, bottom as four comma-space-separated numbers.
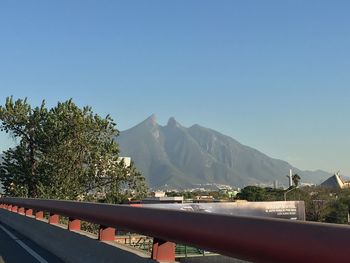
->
167, 117, 180, 128
117, 116, 331, 188
142, 114, 157, 126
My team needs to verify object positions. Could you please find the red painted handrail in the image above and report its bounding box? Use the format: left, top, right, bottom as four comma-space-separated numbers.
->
1, 197, 349, 263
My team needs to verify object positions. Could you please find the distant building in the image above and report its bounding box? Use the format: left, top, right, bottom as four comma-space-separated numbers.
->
320, 173, 350, 189
151, 191, 166, 198
117, 157, 131, 168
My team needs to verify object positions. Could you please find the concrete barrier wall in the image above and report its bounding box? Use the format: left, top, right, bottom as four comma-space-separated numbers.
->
0, 209, 154, 263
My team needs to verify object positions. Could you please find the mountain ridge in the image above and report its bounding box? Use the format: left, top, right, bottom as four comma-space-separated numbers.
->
117, 115, 331, 188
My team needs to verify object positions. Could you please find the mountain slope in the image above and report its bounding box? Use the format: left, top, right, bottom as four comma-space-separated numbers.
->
117, 115, 331, 188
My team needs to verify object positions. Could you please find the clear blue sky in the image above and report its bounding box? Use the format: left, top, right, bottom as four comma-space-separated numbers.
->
0, 1, 349, 175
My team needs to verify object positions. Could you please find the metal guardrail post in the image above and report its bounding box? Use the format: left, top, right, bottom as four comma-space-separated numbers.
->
151, 237, 175, 262
18, 207, 25, 215
35, 210, 44, 220
68, 218, 81, 231
25, 208, 33, 216
49, 213, 59, 224
98, 225, 115, 241
11, 205, 18, 213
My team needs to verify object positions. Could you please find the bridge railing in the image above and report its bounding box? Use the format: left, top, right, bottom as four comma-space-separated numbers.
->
1, 197, 350, 263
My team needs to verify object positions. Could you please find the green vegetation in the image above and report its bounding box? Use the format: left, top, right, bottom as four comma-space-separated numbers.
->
0, 97, 148, 202
237, 186, 291, 201
292, 173, 301, 187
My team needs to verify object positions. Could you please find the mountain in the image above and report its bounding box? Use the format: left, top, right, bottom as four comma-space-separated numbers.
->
117, 115, 331, 189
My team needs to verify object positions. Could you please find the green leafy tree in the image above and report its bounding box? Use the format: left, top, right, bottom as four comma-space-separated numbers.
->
265, 188, 285, 201
0, 97, 148, 202
303, 187, 329, 221
325, 200, 349, 224
236, 186, 268, 201
292, 173, 301, 187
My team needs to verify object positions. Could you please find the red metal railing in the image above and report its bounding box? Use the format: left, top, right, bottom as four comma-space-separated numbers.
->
1, 197, 350, 263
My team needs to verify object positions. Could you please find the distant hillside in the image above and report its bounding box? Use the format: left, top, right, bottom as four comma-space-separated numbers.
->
117, 115, 331, 189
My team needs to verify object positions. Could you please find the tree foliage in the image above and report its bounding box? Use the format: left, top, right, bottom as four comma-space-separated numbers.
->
292, 173, 301, 187
236, 186, 269, 201
0, 97, 148, 202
